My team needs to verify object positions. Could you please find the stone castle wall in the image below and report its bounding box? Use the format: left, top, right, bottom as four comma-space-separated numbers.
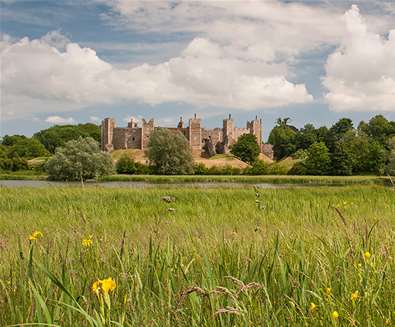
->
101, 115, 263, 154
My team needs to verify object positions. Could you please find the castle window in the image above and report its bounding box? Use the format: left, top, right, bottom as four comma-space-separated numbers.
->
132, 137, 135, 141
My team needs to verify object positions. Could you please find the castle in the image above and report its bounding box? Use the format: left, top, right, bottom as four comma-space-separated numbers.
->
101, 114, 262, 155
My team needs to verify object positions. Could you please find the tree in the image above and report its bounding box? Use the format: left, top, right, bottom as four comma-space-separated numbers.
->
115, 154, 137, 174
305, 142, 331, 175
295, 124, 318, 150
330, 141, 353, 176
6, 138, 49, 159
230, 134, 260, 164
385, 137, 395, 176
147, 128, 194, 175
45, 137, 113, 181
34, 123, 100, 153
325, 118, 354, 151
268, 118, 297, 160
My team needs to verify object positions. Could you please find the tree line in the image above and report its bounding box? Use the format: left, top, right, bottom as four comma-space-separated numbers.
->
268, 115, 395, 175
0, 115, 394, 178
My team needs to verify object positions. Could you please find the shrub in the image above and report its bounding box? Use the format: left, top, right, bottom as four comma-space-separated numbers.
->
194, 163, 209, 175
45, 137, 113, 181
115, 155, 136, 174
245, 160, 268, 175
147, 128, 194, 175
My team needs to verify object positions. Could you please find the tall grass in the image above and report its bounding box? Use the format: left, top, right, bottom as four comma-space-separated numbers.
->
0, 186, 394, 326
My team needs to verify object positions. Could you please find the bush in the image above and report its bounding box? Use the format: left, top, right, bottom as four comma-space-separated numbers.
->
0, 156, 29, 171
147, 128, 194, 175
194, 163, 209, 175
45, 137, 113, 181
115, 155, 136, 174
245, 160, 268, 175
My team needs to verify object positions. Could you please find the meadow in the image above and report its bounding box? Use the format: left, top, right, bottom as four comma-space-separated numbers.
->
0, 185, 394, 326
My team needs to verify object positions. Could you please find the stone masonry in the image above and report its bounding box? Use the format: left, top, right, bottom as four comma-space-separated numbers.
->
101, 114, 263, 155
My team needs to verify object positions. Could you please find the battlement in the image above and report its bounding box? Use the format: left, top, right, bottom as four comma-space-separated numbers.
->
101, 114, 263, 155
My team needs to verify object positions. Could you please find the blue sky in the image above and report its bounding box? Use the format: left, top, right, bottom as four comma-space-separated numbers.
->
1, 0, 395, 140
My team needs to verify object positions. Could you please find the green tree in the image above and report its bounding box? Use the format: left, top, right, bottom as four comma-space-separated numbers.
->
330, 141, 353, 176
34, 123, 100, 153
295, 124, 318, 149
305, 142, 331, 175
230, 134, 260, 164
325, 118, 354, 151
147, 128, 194, 175
268, 118, 297, 160
385, 137, 395, 176
115, 154, 137, 174
6, 138, 49, 159
45, 137, 113, 181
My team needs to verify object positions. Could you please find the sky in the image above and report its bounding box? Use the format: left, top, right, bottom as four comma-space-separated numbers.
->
1, 0, 395, 141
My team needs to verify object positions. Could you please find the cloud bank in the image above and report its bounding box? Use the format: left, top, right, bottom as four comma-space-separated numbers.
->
323, 5, 395, 112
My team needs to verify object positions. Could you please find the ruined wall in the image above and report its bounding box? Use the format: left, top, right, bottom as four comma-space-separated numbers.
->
101, 118, 115, 151
141, 119, 154, 150
202, 128, 223, 147
102, 115, 263, 154
247, 117, 262, 146
188, 115, 202, 154
223, 115, 235, 148
234, 127, 249, 140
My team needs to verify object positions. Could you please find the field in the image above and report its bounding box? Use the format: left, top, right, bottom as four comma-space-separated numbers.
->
0, 185, 394, 326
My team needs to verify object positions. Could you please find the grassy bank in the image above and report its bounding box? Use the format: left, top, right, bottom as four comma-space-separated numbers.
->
0, 186, 394, 326
100, 174, 391, 186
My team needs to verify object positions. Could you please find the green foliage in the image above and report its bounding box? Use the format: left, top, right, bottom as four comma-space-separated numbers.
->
305, 142, 331, 175
194, 163, 209, 175
330, 141, 353, 176
115, 154, 137, 174
230, 134, 260, 164
268, 118, 297, 160
45, 137, 113, 181
385, 138, 395, 176
0, 155, 29, 171
292, 149, 308, 160
245, 160, 268, 175
6, 138, 49, 159
1, 134, 28, 146
34, 123, 100, 153
147, 128, 194, 175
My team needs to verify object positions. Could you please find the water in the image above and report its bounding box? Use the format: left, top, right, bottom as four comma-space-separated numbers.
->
0, 180, 289, 189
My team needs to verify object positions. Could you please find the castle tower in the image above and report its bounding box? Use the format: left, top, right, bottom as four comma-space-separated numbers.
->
247, 116, 262, 148
177, 116, 184, 129
127, 117, 138, 128
141, 118, 154, 150
188, 113, 202, 154
101, 117, 115, 151
223, 114, 235, 150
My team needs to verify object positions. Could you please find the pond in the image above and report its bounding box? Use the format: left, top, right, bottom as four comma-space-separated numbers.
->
0, 180, 292, 189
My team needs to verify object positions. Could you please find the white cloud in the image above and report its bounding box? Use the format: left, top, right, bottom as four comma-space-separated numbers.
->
1, 31, 313, 118
45, 115, 75, 124
323, 5, 395, 112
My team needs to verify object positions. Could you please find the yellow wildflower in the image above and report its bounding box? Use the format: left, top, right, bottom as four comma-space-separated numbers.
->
332, 311, 339, 320
82, 236, 93, 247
364, 251, 371, 260
385, 319, 391, 325
28, 231, 43, 241
351, 291, 359, 302
325, 287, 332, 296
92, 277, 116, 296
309, 302, 317, 312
